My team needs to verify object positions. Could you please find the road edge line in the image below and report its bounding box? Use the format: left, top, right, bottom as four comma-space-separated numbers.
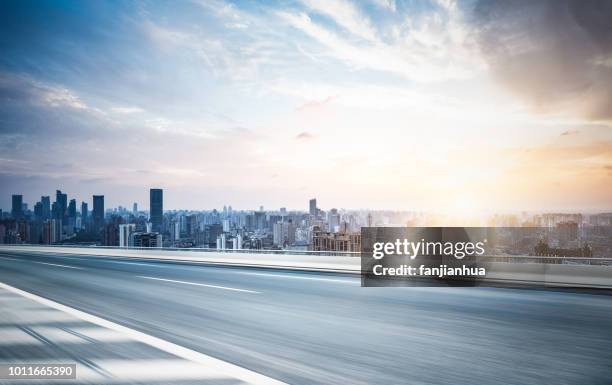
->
0, 281, 287, 385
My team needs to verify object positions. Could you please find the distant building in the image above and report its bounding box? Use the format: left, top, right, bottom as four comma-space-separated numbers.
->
150, 189, 163, 233
309, 198, 317, 216
55, 190, 67, 220
92, 195, 105, 230
41, 196, 51, 220
311, 226, 361, 252
119, 224, 136, 247
557, 221, 578, 246
11, 194, 23, 219
216, 233, 227, 250
81, 202, 88, 223
132, 232, 162, 248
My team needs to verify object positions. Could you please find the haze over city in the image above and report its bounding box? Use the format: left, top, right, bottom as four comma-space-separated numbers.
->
1, 0, 611, 212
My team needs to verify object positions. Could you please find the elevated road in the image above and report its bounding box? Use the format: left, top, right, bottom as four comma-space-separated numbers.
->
1, 250, 611, 384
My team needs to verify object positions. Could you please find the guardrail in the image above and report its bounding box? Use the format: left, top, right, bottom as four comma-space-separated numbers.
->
3, 244, 612, 264
1, 243, 360, 257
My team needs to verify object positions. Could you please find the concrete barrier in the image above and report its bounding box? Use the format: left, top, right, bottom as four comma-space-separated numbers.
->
2, 245, 612, 288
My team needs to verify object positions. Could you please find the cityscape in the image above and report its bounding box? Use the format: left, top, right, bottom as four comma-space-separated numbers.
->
2, 188, 611, 257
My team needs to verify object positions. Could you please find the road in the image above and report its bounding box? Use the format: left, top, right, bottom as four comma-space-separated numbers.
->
0, 250, 611, 385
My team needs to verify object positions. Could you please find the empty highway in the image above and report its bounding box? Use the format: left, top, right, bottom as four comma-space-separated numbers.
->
1, 250, 611, 385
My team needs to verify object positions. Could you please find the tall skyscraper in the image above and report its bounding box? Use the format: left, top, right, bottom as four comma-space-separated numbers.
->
150, 188, 163, 233
55, 190, 67, 220
92, 195, 104, 230
133, 202, 138, 214
41, 196, 50, 220
68, 199, 77, 219
309, 198, 317, 216
81, 202, 88, 221
11, 194, 23, 219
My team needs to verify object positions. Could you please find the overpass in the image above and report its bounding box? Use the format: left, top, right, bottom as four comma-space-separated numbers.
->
0, 245, 611, 384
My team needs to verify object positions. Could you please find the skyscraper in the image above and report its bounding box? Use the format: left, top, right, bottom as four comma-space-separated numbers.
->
150, 188, 163, 233
68, 199, 77, 219
55, 190, 67, 220
11, 194, 23, 219
309, 198, 317, 216
81, 202, 88, 221
92, 195, 104, 230
41, 196, 50, 220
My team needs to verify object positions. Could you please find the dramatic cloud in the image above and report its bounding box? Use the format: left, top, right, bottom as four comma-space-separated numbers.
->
295, 132, 316, 140
473, 0, 612, 121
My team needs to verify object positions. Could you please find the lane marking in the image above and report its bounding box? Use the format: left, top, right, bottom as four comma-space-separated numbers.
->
31, 261, 83, 269
0, 256, 82, 269
232, 271, 358, 284
0, 281, 285, 385
137, 276, 261, 294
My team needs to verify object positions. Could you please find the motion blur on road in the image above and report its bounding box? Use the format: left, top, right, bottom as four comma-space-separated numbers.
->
1, 250, 612, 385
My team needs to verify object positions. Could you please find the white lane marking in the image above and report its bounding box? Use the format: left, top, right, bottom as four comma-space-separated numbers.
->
0, 256, 82, 269
0, 281, 285, 385
233, 271, 358, 284
137, 276, 261, 294
72, 359, 230, 382
31, 261, 83, 269
106, 260, 166, 267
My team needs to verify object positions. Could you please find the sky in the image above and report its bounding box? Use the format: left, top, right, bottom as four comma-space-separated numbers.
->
0, 0, 611, 213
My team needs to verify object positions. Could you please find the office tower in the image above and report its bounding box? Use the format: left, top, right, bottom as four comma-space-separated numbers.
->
119, 224, 136, 247
133, 202, 138, 214
309, 198, 317, 216
34, 202, 43, 220
81, 202, 88, 221
68, 199, 77, 218
92, 195, 104, 230
328, 208, 340, 233
41, 196, 50, 220
150, 188, 163, 233
55, 190, 67, 220
11, 195, 23, 219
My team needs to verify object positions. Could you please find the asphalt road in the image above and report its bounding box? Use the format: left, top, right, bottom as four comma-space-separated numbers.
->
1, 250, 611, 385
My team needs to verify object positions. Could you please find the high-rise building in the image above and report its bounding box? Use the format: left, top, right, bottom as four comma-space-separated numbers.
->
81, 202, 88, 221
11, 194, 23, 219
55, 190, 67, 220
133, 202, 138, 214
68, 199, 77, 219
34, 202, 43, 220
92, 195, 104, 230
149, 189, 163, 233
41, 196, 50, 220
309, 198, 317, 216
119, 224, 136, 247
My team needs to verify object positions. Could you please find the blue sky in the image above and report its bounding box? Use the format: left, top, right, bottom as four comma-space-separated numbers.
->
1, 0, 611, 212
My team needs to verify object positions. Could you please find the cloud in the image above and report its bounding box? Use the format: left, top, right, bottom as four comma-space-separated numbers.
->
368, 0, 396, 12
300, 0, 378, 41
472, 0, 612, 121
111, 106, 144, 114
296, 131, 316, 140
560, 129, 580, 136
295, 95, 336, 111
278, 3, 480, 83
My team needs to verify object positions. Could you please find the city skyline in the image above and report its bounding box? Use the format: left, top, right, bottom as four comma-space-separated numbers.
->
1, 1, 612, 212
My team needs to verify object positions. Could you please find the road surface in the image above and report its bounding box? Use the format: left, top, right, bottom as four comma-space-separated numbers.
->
1, 250, 611, 385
